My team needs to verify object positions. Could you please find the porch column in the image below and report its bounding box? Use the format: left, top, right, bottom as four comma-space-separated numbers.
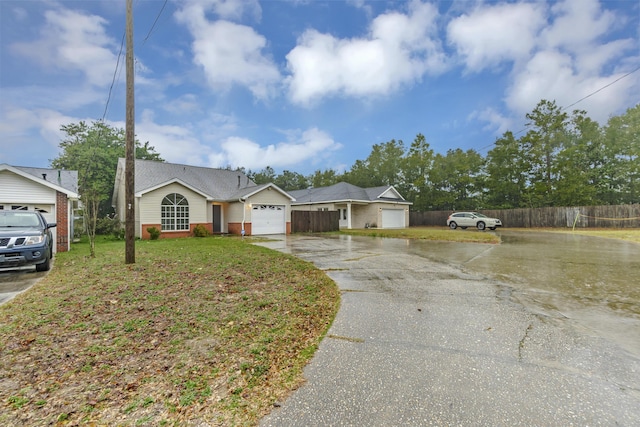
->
347, 202, 352, 229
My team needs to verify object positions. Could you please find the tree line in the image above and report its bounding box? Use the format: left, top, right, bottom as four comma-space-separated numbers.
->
249, 100, 639, 211
51, 99, 638, 233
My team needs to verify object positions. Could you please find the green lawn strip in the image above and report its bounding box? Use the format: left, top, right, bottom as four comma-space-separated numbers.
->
336, 226, 501, 244
0, 237, 339, 426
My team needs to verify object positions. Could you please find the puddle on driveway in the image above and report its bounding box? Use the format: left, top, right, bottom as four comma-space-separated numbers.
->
263, 232, 640, 357
402, 230, 640, 356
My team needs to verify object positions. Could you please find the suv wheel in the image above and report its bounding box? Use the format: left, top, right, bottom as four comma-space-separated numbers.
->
476, 221, 486, 231
36, 248, 52, 272
449, 222, 457, 230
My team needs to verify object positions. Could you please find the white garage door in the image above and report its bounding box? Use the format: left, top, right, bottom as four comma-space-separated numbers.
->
381, 209, 405, 229
252, 205, 285, 235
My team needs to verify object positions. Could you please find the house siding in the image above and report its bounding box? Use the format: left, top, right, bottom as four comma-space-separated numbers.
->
138, 183, 209, 238
0, 170, 56, 204
352, 204, 379, 228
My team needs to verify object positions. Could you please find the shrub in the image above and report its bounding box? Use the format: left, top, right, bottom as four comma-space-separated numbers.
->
96, 215, 123, 238
147, 227, 161, 240
193, 224, 209, 237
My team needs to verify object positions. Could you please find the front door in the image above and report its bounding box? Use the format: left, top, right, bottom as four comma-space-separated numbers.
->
338, 208, 348, 228
212, 205, 222, 233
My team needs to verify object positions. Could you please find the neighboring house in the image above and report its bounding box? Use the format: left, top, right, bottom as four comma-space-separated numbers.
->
0, 164, 79, 252
289, 182, 412, 229
112, 159, 295, 239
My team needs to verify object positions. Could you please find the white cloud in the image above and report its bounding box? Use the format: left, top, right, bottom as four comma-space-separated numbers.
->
463, 0, 638, 132
447, 2, 547, 72
180, 0, 261, 22
215, 128, 342, 170
505, 50, 637, 124
0, 104, 76, 149
132, 110, 213, 167
469, 107, 513, 136
541, 0, 615, 50
285, 0, 447, 105
175, 3, 280, 100
10, 9, 118, 87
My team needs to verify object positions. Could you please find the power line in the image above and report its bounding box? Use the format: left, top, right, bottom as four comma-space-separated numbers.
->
102, 32, 126, 122
562, 65, 640, 112
142, 0, 169, 45
101, 0, 168, 122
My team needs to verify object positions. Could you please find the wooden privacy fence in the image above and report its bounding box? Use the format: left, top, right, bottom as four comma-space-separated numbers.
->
291, 210, 340, 233
410, 204, 640, 228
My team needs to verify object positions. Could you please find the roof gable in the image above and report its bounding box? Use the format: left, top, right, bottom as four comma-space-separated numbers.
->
367, 186, 405, 201
1, 164, 79, 198
135, 178, 212, 199
231, 183, 296, 201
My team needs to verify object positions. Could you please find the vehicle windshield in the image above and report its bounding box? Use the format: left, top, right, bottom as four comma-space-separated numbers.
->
474, 213, 488, 218
0, 212, 41, 227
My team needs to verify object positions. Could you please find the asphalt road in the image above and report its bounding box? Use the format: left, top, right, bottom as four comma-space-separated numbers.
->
257, 233, 640, 426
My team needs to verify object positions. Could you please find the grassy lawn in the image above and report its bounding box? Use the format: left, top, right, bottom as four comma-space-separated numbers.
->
0, 237, 339, 426
338, 226, 501, 244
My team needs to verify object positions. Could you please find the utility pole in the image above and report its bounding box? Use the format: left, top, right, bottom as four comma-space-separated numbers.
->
125, 0, 135, 264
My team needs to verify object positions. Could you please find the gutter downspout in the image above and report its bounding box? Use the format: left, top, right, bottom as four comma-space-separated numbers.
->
239, 198, 246, 236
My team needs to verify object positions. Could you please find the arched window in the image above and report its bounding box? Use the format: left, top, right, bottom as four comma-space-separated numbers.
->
161, 193, 189, 231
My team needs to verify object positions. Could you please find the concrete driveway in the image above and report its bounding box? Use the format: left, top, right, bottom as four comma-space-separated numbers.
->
0, 266, 46, 305
258, 233, 640, 426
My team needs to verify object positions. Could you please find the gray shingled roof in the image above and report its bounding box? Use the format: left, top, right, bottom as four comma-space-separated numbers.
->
289, 182, 409, 204
125, 158, 259, 200
14, 165, 79, 194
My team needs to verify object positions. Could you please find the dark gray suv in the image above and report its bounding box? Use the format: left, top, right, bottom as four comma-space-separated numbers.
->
0, 211, 56, 272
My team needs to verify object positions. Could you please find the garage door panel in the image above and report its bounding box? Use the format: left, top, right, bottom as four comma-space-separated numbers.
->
381, 209, 405, 229
252, 205, 285, 235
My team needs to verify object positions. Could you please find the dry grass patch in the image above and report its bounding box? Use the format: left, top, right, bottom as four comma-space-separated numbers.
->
0, 237, 339, 426
337, 226, 500, 244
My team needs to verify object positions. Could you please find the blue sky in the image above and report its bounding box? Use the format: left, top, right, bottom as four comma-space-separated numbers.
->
1, 0, 638, 175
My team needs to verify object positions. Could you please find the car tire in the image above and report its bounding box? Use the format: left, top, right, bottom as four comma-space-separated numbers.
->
477, 221, 486, 231
36, 248, 52, 272
449, 222, 457, 230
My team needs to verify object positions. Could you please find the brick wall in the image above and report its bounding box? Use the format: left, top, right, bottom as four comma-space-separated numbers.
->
56, 191, 69, 252
140, 223, 213, 239
228, 222, 251, 236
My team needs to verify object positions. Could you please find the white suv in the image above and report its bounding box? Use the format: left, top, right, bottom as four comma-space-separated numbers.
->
447, 212, 502, 231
